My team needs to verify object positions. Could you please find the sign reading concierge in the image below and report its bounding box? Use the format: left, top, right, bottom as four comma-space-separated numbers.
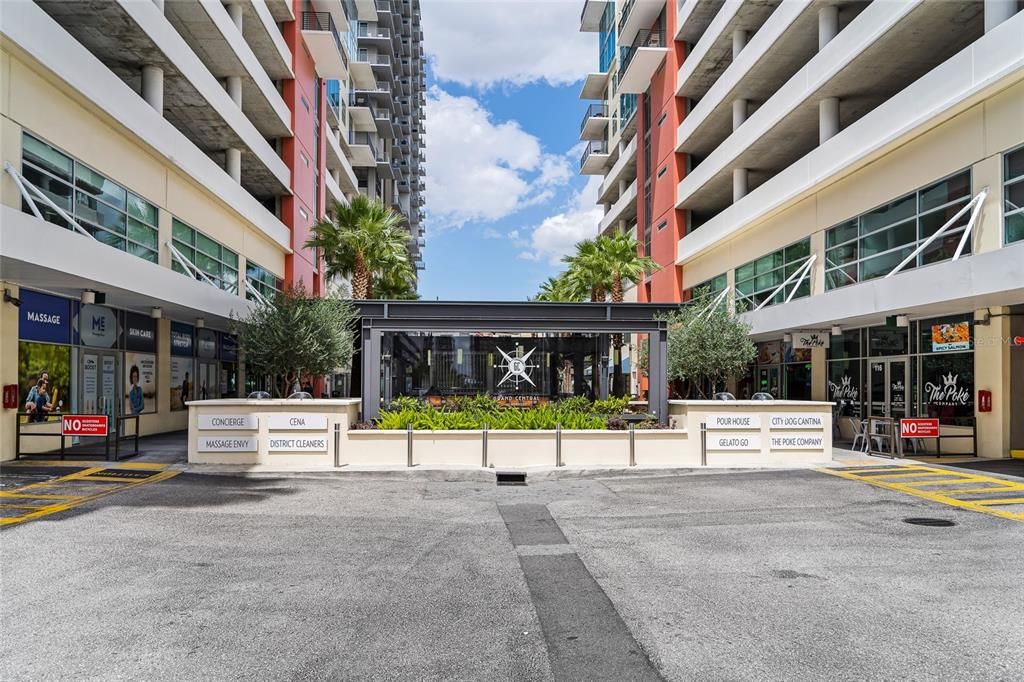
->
198, 414, 259, 430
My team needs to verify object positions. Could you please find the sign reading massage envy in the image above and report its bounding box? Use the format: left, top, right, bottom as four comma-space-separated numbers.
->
197, 436, 257, 452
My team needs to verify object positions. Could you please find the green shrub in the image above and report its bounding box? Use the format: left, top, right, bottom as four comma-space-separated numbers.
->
591, 396, 631, 415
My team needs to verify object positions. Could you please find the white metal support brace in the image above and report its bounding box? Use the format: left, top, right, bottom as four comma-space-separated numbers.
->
885, 188, 987, 278
754, 254, 816, 311
166, 241, 221, 289
4, 161, 95, 239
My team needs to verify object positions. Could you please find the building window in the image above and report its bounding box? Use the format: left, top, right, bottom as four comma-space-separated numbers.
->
1004, 145, 1024, 244
246, 262, 283, 302
825, 169, 972, 290
171, 218, 238, 293
683, 273, 727, 302
598, 2, 617, 72
735, 238, 812, 308
21, 133, 159, 264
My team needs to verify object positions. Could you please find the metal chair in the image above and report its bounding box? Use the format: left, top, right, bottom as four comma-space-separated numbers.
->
851, 419, 869, 452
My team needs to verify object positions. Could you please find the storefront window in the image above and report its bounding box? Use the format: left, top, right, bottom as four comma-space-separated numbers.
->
868, 326, 908, 356
22, 132, 159, 263
170, 322, 195, 411
1003, 144, 1024, 244
828, 359, 862, 418
735, 238, 811, 308
920, 353, 974, 424
828, 329, 862, 360
826, 169, 972, 289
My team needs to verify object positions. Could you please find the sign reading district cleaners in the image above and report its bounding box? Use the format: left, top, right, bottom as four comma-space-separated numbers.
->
267, 414, 329, 430
268, 436, 328, 452
198, 414, 259, 430
706, 414, 761, 429
62, 414, 109, 437
769, 434, 825, 450
769, 413, 825, 429
197, 436, 257, 452
706, 434, 762, 450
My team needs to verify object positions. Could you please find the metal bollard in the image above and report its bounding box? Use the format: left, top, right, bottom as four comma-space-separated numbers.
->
482, 423, 488, 468
556, 423, 562, 467
700, 421, 707, 467
333, 423, 341, 468
629, 423, 636, 467
407, 422, 414, 467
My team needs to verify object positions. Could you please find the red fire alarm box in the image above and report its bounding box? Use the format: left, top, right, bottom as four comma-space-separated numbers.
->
3, 384, 18, 409
978, 389, 992, 413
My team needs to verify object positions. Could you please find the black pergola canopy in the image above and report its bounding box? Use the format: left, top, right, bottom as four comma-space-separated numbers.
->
353, 300, 684, 421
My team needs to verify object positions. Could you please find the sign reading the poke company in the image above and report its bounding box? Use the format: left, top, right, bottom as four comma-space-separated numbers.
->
198, 414, 259, 430
267, 414, 329, 430
769, 434, 825, 450
706, 414, 761, 429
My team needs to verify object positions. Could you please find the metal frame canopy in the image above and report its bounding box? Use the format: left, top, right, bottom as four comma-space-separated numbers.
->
353, 300, 683, 422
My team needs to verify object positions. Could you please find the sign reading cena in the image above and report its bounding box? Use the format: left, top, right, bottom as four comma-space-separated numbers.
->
198, 436, 257, 452
769, 413, 826, 429
267, 436, 329, 452
706, 414, 761, 429
267, 414, 329, 430
198, 414, 259, 430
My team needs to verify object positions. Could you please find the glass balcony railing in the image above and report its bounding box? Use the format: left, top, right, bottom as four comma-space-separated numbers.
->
580, 103, 609, 134
618, 0, 636, 34
580, 140, 609, 169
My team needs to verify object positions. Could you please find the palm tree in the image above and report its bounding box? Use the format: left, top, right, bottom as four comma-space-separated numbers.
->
373, 263, 419, 300
562, 239, 612, 302
305, 196, 410, 299
533, 273, 582, 302
599, 231, 656, 304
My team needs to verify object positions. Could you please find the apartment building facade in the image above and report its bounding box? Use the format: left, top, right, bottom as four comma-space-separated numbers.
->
580, 0, 1024, 458
0, 0, 426, 458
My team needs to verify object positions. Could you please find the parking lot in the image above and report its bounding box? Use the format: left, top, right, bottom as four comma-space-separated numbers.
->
2, 465, 1022, 680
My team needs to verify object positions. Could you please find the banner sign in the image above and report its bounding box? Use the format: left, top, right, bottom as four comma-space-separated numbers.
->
221, 334, 238, 362
171, 322, 195, 357
900, 418, 940, 438
197, 329, 218, 359
124, 312, 157, 352
61, 414, 109, 437
931, 321, 970, 352
79, 304, 118, 348
792, 332, 830, 349
19, 290, 71, 344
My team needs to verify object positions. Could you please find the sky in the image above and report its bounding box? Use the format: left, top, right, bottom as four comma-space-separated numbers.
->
416, 0, 603, 301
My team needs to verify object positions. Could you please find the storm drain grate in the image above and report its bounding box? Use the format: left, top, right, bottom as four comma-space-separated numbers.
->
83, 470, 159, 480
496, 471, 527, 486
903, 517, 956, 527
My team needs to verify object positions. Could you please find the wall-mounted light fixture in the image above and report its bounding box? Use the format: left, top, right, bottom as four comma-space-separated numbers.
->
783, 333, 793, 343
81, 290, 95, 305
150, 307, 162, 319
3, 288, 21, 308
195, 318, 205, 328
896, 315, 909, 328
831, 325, 842, 336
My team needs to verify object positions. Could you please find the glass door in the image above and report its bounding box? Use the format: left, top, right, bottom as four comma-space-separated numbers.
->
869, 358, 908, 418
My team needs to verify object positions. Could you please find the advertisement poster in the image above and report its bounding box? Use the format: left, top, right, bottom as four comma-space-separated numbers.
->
931, 321, 970, 352
102, 356, 115, 417
124, 353, 157, 415
17, 341, 71, 424
757, 341, 782, 365
83, 353, 98, 414
170, 357, 193, 411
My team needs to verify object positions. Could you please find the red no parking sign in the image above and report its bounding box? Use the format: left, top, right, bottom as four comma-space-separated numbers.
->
61, 414, 109, 437
900, 418, 939, 439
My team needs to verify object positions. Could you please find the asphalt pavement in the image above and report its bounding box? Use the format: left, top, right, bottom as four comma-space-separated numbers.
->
1, 467, 1022, 681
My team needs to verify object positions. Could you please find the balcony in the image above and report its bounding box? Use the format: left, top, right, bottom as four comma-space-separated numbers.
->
580, 70, 611, 100
301, 12, 348, 79
358, 25, 392, 41
349, 132, 378, 167
619, 28, 668, 93
580, 0, 612, 32
600, 178, 639, 233
580, 140, 610, 175
580, 103, 610, 141
618, 0, 666, 47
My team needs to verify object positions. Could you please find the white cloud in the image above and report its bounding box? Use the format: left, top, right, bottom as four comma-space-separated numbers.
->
520, 176, 604, 265
421, 0, 593, 88
425, 87, 575, 229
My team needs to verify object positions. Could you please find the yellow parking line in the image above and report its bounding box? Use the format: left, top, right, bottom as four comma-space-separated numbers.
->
837, 467, 929, 474
819, 466, 1024, 523
3, 460, 168, 470
0, 503, 58, 510
973, 497, 1024, 506
0, 492, 84, 500
869, 472, 968, 480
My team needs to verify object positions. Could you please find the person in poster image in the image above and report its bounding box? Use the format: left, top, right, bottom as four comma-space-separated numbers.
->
31, 379, 53, 422
181, 371, 191, 409
24, 370, 49, 415
128, 364, 144, 415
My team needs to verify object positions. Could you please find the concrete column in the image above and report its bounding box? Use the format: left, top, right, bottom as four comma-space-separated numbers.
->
0, 283, 19, 461
975, 306, 1012, 458
732, 98, 748, 131
818, 97, 839, 144
731, 29, 747, 59
972, 155, 1003, 255
152, 0, 165, 12
226, 148, 242, 183
227, 2, 244, 31
226, 76, 242, 108
618, 179, 627, 195
984, 0, 1017, 31
141, 65, 164, 113
732, 168, 748, 202
818, 5, 839, 50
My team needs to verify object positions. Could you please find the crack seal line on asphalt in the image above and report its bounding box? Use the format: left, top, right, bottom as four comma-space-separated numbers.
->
819, 465, 1024, 522
0, 467, 179, 527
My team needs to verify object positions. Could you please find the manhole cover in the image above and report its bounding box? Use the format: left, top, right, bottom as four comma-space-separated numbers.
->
903, 517, 956, 527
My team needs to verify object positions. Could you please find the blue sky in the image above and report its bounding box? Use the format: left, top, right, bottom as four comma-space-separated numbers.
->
417, 1, 601, 301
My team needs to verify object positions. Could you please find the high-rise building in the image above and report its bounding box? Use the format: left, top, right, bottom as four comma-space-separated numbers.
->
581, 0, 1024, 458
0, 0, 425, 457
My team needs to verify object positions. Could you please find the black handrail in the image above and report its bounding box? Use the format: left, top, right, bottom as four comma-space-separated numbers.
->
580, 103, 609, 133
14, 413, 141, 462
